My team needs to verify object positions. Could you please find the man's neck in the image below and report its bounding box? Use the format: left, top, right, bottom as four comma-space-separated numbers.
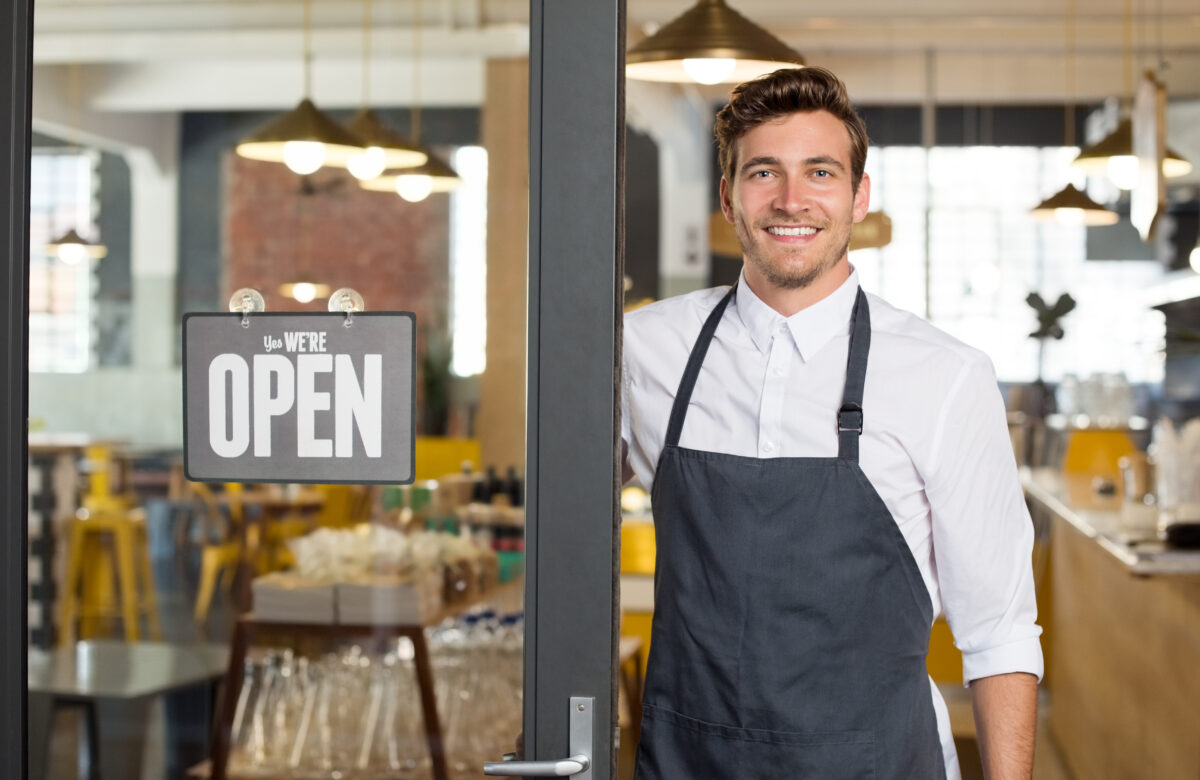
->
743, 259, 852, 318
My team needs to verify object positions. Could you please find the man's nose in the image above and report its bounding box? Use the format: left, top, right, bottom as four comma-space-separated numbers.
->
773, 176, 811, 213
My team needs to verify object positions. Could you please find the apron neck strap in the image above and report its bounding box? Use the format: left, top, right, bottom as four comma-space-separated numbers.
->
664, 285, 737, 448
838, 287, 871, 461
662, 283, 872, 461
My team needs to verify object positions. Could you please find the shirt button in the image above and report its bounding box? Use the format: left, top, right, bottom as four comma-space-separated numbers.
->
762, 441, 776, 454
772, 366, 784, 377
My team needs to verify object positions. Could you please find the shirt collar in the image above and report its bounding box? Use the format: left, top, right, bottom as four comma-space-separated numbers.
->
734, 266, 861, 363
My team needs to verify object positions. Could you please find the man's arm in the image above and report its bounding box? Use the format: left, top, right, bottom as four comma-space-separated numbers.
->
970, 671, 1038, 779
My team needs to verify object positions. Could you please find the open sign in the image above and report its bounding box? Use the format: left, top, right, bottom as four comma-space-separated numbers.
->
183, 312, 415, 484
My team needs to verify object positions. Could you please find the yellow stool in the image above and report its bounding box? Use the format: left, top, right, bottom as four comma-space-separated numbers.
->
59, 507, 162, 645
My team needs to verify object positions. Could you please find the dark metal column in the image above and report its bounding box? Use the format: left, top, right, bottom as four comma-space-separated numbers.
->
0, 0, 33, 777
525, 0, 625, 775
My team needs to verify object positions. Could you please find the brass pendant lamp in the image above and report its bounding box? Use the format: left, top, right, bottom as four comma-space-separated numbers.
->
1070, 0, 1192, 188
46, 227, 108, 264
358, 0, 460, 202
359, 152, 461, 201
236, 0, 364, 175
1032, 0, 1118, 227
45, 67, 109, 263
626, 0, 804, 85
1031, 184, 1119, 227
1071, 118, 1193, 189
344, 0, 427, 181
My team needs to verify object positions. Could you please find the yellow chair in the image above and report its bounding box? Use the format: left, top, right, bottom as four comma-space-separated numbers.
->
59, 506, 162, 645
414, 436, 481, 482
620, 518, 656, 678
190, 482, 244, 624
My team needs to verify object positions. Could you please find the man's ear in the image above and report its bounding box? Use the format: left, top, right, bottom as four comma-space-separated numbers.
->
852, 172, 871, 223
720, 177, 735, 223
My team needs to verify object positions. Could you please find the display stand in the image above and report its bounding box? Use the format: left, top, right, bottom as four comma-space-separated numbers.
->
207, 580, 523, 780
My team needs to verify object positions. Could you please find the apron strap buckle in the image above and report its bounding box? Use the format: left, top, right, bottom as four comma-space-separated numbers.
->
838, 403, 863, 434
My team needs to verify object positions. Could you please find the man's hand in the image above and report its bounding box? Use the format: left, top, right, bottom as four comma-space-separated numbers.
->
969, 671, 1038, 779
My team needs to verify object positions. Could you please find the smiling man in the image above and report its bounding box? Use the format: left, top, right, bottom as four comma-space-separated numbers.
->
622, 67, 1042, 779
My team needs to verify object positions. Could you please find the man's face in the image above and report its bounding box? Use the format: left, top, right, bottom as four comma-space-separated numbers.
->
720, 110, 870, 292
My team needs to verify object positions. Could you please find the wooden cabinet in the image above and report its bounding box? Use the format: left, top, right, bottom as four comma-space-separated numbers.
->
1026, 471, 1200, 779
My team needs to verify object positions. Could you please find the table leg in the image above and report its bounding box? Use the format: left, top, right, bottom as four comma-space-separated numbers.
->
27, 691, 55, 780
93, 697, 152, 780
235, 523, 256, 614
210, 621, 250, 780
165, 681, 218, 780
409, 629, 449, 780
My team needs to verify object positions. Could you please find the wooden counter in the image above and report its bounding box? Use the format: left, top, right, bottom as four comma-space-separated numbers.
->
1023, 469, 1200, 779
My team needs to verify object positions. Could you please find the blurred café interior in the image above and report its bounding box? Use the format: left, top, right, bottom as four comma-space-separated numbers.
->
14, 0, 1200, 778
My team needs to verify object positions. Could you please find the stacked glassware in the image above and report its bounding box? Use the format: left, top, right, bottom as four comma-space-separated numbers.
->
227, 609, 524, 779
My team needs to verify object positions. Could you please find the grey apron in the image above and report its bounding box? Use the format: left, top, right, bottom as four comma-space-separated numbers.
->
633, 286, 946, 779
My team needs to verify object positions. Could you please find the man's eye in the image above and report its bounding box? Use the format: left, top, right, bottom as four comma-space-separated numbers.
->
751, 170, 772, 178
813, 169, 830, 178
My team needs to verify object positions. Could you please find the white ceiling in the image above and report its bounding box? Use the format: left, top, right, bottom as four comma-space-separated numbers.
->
29, 0, 1200, 109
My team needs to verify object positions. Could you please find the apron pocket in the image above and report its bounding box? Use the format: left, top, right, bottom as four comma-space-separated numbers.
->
636, 704, 875, 780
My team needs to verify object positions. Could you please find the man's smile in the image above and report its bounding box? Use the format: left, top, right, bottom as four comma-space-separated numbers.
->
763, 224, 821, 242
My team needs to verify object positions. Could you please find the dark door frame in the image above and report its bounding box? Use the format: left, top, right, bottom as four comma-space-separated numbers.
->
525, 0, 625, 773
1, 0, 32, 777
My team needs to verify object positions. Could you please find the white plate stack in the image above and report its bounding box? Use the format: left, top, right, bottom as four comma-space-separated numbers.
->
252, 573, 336, 624
336, 572, 444, 625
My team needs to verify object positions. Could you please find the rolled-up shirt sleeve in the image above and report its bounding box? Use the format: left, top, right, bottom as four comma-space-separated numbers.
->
924, 354, 1044, 685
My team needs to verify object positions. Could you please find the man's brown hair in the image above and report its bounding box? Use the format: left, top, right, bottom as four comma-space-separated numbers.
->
714, 66, 868, 192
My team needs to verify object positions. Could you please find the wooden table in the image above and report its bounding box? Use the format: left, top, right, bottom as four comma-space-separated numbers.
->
28, 640, 228, 780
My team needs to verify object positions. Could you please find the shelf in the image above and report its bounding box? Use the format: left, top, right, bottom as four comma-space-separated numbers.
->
1144, 269, 1200, 309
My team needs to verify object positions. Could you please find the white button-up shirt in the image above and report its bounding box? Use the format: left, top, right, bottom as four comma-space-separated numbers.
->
621, 268, 1043, 778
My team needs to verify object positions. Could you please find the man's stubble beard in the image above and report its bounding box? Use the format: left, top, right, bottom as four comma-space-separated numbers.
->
734, 213, 851, 291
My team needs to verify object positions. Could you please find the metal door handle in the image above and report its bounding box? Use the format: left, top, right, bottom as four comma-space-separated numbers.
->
483, 696, 594, 778
482, 753, 590, 776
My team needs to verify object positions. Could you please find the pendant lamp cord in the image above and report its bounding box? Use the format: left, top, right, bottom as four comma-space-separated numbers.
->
1122, 0, 1132, 100
361, 0, 372, 108
1065, 0, 1075, 147
411, 0, 422, 143
302, 0, 313, 98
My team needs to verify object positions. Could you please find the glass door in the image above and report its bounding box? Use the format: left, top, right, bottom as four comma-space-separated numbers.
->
2, 0, 624, 777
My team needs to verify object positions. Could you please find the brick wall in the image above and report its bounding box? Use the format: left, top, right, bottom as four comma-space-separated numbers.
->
223, 154, 452, 431
223, 154, 450, 326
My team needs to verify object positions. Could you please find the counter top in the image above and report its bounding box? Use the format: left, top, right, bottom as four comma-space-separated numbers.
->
1021, 468, 1200, 576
